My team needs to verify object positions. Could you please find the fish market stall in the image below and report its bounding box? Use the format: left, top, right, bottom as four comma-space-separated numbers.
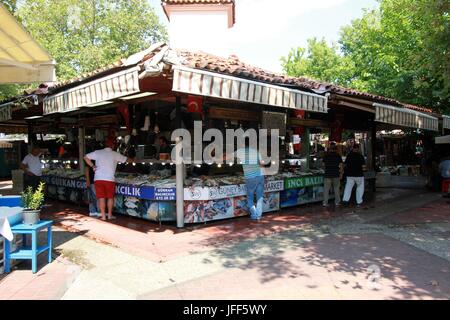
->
42, 162, 325, 223
42, 167, 177, 222
183, 169, 325, 223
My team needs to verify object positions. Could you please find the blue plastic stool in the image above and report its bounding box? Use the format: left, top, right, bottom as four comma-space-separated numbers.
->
3, 220, 53, 274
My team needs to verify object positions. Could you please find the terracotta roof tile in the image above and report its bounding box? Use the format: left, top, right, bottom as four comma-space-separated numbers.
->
49, 60, 124, 90
176, 49, 403, 106
9, 43, 436, 117
404, 104, 434, 114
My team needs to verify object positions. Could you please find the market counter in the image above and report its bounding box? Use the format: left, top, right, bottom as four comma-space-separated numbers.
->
42, 172, 327, 224
42, 174, 177, 221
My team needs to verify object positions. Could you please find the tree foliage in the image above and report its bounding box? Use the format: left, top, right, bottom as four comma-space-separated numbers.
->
0, 0, 167, 100
281, 38, 357, 88
282, 0, 449, 113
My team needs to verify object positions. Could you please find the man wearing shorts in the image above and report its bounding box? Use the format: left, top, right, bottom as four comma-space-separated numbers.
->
84, 138, 134, 221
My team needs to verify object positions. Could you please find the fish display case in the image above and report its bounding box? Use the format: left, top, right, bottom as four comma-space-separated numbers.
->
183, 168, 325, 223
42, 166, 177, 222
41, 163, 326, 224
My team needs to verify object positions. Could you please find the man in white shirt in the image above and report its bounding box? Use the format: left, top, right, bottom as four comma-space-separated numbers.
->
20, 147, 43, 191
84, 138, 134, 221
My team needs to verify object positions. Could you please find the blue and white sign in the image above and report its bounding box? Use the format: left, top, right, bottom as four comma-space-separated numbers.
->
154, 188, 176, 201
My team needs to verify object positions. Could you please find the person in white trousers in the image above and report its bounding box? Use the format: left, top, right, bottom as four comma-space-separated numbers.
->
342, 144, 366, 207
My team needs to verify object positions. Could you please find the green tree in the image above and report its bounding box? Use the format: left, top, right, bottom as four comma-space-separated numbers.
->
0, 0, 167, 101
17, 0, 167, 80
340, 0, 449, 112
281, 0, 449, 113
281, 38, 358, 88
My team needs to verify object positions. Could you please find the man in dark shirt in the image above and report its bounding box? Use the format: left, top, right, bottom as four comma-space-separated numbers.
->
342, 144, 366, 207
322, 143, 343, 207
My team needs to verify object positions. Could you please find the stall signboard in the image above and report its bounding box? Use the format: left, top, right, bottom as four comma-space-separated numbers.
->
184, 187, 210, 201
264, 180, 284, 193
184, 180, 284, 201
208, 184, 247, 200
114, 185, 176, 201
43, 176, 175, 201
42, 175, 87, 189
284, 175, 323, 190
154, 188, 176, 201
115, 184, 145, 198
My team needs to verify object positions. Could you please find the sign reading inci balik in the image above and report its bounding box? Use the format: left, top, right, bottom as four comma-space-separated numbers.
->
284, 175, 324, 190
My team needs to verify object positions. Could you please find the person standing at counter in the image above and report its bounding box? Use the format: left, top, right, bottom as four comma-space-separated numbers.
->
20, 146, 43, 191
84, 138, 134, 221
158, 136, 172, 159
234, 146, 265, 221
342, 144, 366, 207
322, 143, 343, 207
85, 160, 99, 217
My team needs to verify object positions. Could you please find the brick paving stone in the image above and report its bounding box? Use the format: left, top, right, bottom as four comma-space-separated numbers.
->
140, 234, 450, 300
379, 198, 450, 225
0, 257, 81, 300
3, 188, 448, 300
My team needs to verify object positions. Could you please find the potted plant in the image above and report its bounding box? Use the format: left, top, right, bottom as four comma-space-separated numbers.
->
21, 182, 45, 225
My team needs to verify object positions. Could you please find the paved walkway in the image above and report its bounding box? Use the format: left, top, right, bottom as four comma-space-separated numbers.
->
1, 188, 449, 299
0, 254, 81, 300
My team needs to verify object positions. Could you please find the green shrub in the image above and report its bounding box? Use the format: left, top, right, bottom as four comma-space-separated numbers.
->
21, 182, 45, 210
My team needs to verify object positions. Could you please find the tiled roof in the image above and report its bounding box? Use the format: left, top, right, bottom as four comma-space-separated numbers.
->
48, 43, 167, 92
176, 49, 402, 106
403, 103, 434, 114
49, 60, 124, 91
4, 43, 437, 116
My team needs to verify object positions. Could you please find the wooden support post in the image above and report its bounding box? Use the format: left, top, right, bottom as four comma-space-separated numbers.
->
27, 122, 33, 152
78, 126, 85, 174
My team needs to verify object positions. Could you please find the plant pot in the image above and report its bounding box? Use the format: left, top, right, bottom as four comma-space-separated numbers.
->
23, 209, 41, 225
